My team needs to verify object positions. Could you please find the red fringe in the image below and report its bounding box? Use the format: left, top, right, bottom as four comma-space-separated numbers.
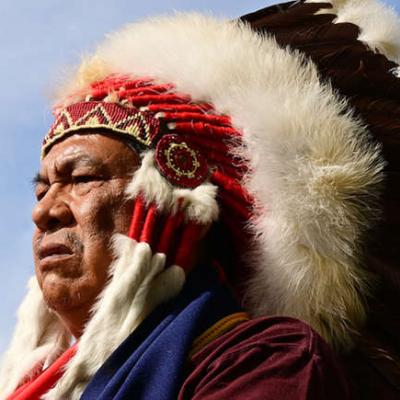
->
185, 133, 229, 154
216, 163, 247, 181
219, 191, 252, 221
118, 85, 174, 98
126, 94, 189, 106
90, 88, 112, 101
211, 170, 252, 203
161, 112, 232, 126
146, 103, 214, 113
156, 211, 185, 254
174, 223, 205, 270
172, 121, 240, 138
128, 197, 145, 241
92, 76, 154, 91
196, 145, 235, 168
140, 204, 158, 246
118, 78, 157, 89
91, 76, 130, 90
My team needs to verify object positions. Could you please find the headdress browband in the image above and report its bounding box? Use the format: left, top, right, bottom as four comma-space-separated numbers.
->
43, 101, 210, 189
42, 101, 160, 157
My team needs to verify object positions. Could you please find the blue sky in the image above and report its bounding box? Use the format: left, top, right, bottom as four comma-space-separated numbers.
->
1, 0, 399, 358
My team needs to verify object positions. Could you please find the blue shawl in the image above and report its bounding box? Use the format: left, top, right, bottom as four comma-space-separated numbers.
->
81, 266, 240, 399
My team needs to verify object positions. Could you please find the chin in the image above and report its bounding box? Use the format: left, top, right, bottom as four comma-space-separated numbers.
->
40, 272, 98, 313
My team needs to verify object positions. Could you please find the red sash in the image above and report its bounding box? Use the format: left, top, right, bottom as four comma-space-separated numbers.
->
8, 344, 77, 400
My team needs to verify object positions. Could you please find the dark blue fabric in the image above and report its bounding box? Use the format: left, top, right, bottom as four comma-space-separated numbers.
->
81, 266, 240, 400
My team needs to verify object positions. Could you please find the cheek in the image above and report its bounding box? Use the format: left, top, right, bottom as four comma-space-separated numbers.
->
32, 231, 43, 287
73, 184, 133, 276
109, 197, 134, 234
78, 184, 133, 237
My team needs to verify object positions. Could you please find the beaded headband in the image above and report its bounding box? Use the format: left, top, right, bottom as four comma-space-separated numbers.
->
42, 101, 159, 156
43, 100, 210, 189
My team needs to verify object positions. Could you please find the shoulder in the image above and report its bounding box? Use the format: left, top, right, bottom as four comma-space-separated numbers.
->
179, 316, 352, 400
190, 316, 335, 368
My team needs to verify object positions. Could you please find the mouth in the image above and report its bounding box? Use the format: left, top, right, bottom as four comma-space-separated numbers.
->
39, 243, 74, 267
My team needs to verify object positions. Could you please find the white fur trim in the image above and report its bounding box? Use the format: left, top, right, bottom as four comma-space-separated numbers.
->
0, 278, 70, 398
126, 151, 173, 209
172, 184, 219, 224
306, 0, 400, 64
44, 234, 185, 399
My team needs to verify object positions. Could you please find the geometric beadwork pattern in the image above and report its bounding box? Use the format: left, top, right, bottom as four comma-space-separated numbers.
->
42, 101, 160, 158
155, 134, 209, 188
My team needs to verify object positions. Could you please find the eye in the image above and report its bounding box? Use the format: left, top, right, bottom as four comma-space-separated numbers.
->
72, 175, 102, 184
36, 190, 47, 201
34, 184, 49, 201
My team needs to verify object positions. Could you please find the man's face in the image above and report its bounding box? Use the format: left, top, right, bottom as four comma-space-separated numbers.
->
32, 133, 139, 315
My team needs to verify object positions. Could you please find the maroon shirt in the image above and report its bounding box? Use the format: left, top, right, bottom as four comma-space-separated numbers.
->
179, 317, 351, 399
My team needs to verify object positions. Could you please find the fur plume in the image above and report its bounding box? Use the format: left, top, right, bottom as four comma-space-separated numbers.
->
0, 278, 69, 398
172, 184, 219, 224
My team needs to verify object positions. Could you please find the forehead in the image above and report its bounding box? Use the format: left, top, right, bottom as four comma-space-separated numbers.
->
40, 132, 140, 175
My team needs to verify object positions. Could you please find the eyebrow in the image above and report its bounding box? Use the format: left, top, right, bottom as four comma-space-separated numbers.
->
31, 155, 104, 189
63, 154, 103, 169
71, 155, 102, 166
32, 172, 47, 187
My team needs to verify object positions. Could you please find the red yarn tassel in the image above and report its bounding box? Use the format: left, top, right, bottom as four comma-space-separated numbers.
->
161, 112, 232, 126
146, 103, 214, 113
211, 170, 252, 203
126, 94, 189, 106
119, 78, 155, 89
219, 192, 252, 221
173, 222, 205, 271
140, 204, 158, 246
172, 122, 240, 138
187, 134, 229, 154
119, 84, 173, 98
156, 211, 185, 255
128, 196, 146, 241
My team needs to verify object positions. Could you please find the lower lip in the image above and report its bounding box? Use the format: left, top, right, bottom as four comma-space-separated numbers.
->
40, 254, 74, 269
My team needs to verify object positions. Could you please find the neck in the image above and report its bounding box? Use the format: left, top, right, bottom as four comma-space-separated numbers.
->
56, 303, 92, 339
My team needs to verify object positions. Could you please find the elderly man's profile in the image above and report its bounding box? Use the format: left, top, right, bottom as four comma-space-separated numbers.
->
1, 0, 400, 399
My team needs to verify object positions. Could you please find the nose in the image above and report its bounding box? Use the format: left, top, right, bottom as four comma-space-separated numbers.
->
32, 186, 73, 231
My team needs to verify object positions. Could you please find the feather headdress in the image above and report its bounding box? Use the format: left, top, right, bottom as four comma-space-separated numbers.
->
2, 0, 397, 397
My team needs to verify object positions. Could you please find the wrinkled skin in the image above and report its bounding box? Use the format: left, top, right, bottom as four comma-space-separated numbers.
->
32, 133, 139, 337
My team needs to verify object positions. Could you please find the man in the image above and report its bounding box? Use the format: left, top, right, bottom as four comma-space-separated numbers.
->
1, 0, 399, 398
